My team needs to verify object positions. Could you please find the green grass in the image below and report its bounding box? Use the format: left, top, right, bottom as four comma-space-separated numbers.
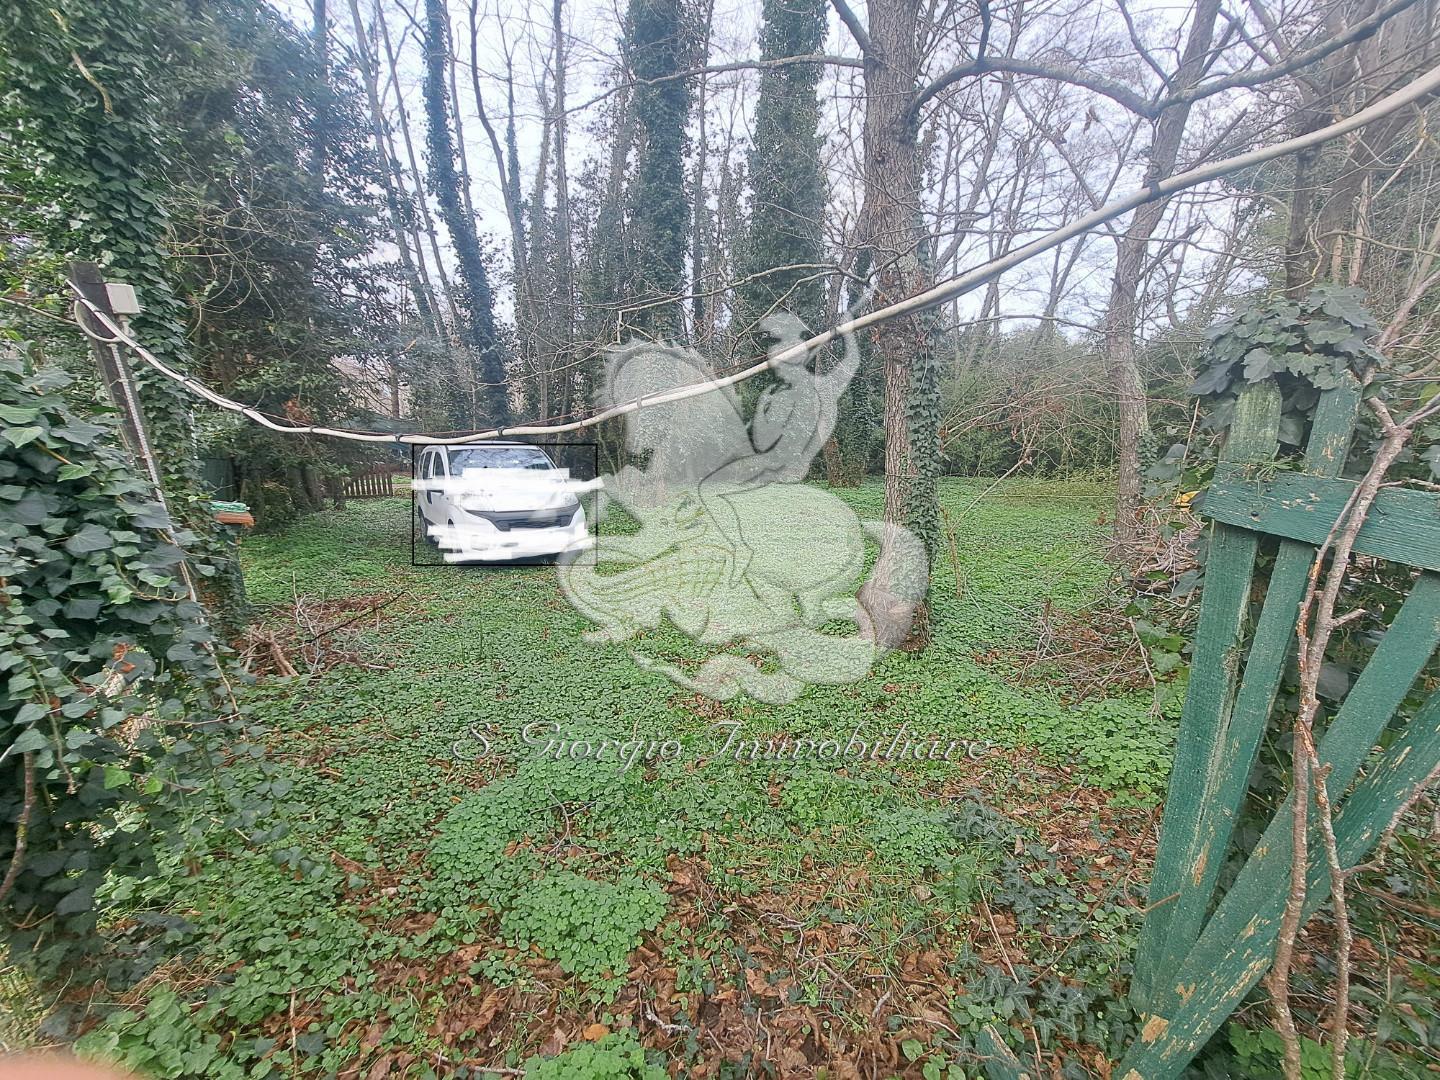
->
67, 478, 1181, 1078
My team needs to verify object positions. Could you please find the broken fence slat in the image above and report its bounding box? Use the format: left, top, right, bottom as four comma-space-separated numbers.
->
1131, 383, 1281, 1005
1131, 380, 1360, 1007
1202, 471, 1440, 572
1118, 573, 1440, 1079
1117, 680, 1440, 1080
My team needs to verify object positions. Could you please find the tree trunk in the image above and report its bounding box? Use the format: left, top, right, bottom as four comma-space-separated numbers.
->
377, 0, 462, 333
549, 0, 577, 417
347, 0, 443, 341
529, 78, 554, 420
444, 13, 478, 231
624, 0, 693, 339
845, 0, 938, 646
421, 0, 508, 426
858, 0, 937, 559
1104, 0, 1220, 548
822, 433, 845, 486
690, 0, 714, 336
468, 0, 530, 318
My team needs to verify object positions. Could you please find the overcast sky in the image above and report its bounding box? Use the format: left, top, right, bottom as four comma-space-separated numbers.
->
270, 0, 1247, 336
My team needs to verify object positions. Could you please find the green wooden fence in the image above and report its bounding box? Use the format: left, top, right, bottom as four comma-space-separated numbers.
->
983, 376, 1440, 1079
1117, 377, 1440, 1078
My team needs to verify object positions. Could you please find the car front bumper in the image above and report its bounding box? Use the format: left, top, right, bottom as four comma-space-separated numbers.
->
430, 512, 592, 563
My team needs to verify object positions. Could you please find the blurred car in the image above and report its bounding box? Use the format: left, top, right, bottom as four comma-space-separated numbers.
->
414, 442, 595, 563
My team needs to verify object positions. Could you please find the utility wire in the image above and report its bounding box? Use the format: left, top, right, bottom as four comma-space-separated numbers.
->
69, 59, 1440, 446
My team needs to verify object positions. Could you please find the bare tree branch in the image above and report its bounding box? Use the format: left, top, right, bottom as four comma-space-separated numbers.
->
830, 0, 872, 55
566, 53, 862, 117
911, 0, 1426, 121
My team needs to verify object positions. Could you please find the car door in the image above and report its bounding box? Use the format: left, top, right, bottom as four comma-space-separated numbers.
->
417, 448, 443, 527
431, 447, 453, 523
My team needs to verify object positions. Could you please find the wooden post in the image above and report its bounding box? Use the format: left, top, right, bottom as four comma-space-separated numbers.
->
68, 261, 220, 612
69, 261, 165, 493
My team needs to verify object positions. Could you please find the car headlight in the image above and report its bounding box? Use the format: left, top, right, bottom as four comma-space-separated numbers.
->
458, 494, 491, 512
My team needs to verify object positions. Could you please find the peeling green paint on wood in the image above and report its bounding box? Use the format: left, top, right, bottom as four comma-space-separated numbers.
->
1123, 369, 1440, 1078
1131, 381, 1359, 1008
1133, 382, 1274, 1005
1121, 574, 1440, 1079
1203, 472, 1440, 572
1119, 673, 1440, 1078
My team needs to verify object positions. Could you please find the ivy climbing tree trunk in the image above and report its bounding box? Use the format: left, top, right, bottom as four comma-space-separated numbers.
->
844, 0, 940, 631
739, 0, 828, 336
421, 0, 508, 427
624, 0, 693, 339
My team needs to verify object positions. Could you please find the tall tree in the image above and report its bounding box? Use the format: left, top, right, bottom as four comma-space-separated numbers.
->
739, 0, 828, 335
0, 0, 209, 501
346, 0, 442, 342
421, 0, 508, 426
689, 0, 715, 335
624, 0, 693, 339
0, 0, 254, 617
837, 0, 942, 613
1103, 0, 1221, 547
167, 0, 391, 516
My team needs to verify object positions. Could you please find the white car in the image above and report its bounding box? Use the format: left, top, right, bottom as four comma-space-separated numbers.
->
414, 443, 595, 563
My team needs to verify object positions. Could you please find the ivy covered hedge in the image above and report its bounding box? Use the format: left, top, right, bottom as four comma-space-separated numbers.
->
0, 349, 238, 971
1191, 286, 1384, 427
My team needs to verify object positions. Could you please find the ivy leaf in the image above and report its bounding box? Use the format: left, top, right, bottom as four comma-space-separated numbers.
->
1305, 324, 1352, 346
1319, 289, 1374, 327
26, 851, 68, 877
1281, 352, 1320, 378
10, 726, 49, 753
64, 598, 103, 620
1190, 363, 1233, 397
1150, 649, 1183, 675
0, 404, 40, 424
14, 700, 48, 724
3, 425, 44, 447
51, 420, 104, 443
53, 885, 95, 915
64, 524, 114, 555
1241, 348, 1276, 381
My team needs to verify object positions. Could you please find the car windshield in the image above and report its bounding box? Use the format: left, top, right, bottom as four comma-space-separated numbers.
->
446, 447, 553, 472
